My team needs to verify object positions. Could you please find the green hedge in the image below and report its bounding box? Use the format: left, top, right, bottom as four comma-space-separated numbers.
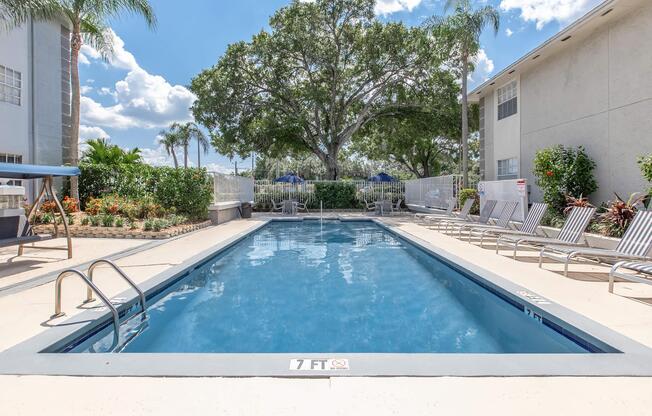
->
314, 182, 359, 209
78, 163, 213, 219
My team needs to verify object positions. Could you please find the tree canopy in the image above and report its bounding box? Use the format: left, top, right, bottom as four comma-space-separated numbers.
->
81, 138, 142, 165
191, 0, 445, 179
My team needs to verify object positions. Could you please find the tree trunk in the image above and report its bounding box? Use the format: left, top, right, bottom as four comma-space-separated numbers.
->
68, 25, 82, 199
183, 144, 188, 168
324, 155, 339, 180
197, 139, 201, 168
171, 147, 178, 168
461, 53, 469, 188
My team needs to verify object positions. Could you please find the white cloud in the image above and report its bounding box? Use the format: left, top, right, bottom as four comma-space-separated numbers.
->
505, 28, 514, 37
469, 49, 494, 83
500, 0, 600, 30
80, 85, 93, 94
79, 125, 110, 140
374, 0, 422, 15
299, 0, 422, 15
80, 30, 195, 130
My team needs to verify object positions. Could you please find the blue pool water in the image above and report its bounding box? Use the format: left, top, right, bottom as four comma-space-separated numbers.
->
69, 221, 590, 353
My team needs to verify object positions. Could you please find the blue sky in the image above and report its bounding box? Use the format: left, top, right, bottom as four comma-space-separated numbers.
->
78, 0, 603, 173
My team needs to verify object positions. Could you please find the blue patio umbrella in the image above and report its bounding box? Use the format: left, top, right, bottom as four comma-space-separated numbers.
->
368, 172, 396, 182
274, 173, 304, 184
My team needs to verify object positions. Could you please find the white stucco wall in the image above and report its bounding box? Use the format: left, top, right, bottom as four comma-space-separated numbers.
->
481, 2, 652, 205
492, 77, 521, 177
0, 25, 30, 163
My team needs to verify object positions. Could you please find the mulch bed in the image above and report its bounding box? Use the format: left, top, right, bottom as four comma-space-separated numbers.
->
33, 220, 212, 240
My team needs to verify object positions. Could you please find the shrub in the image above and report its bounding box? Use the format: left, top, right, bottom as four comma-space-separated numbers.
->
89, 215, 101, 227
128, 219, 138, 230
101, 215, 115, 227
67, 215, 75, 226
78, 163, 213, 219
85, 197, 102, 215
533, 145, 598, 213
152, 219, 169, 232
596, 193, 646, 238
639, 154, 652, 183
314, 182, 359, 209
81, 216, 90, 226
62, 196, 79, 214
40, 213, 53, 224
143, 219, 154, 231
458, 188, 479, 215
115, 217, 124, 228
41, 200, 57, 213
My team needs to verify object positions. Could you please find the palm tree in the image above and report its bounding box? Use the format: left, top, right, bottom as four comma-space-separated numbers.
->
82, 138, 141, 165
425, 0, 499, 187
158, 129, 180, 168
1, 0, 156, 198
170, 122, 208, 169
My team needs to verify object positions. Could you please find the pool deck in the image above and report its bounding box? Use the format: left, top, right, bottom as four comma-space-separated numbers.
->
1, 213, 652, 414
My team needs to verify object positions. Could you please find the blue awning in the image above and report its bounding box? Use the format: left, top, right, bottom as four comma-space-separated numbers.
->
0, 163, 81, 180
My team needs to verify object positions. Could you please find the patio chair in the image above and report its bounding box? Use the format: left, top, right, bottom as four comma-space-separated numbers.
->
295, 201, 309, 213
464, 201, 520, 245
465, 202, 548, 248
449, 200, 514, 238
496, 206, 596, 260
609, 260, 652, 293
423, 198, 475, 226
270, 200, 283, 213
363, 199, 376, 212
0, 215, 49, 249
435, 200, 497, 232
391, 199, 403, 215
539, 210, 652, 276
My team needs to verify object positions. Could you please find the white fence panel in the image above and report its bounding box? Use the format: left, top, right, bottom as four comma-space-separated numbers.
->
254, 180, 405, 206
478, 178, 528, 221
213, 173, 254, 203
405, 175, 463, 210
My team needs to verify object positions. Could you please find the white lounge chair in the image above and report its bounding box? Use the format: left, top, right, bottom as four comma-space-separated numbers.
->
609, 261, 652, 293
436, 200, 497, 232
496, 206, 596, 259
270, 200, 283, 213
467, 202, 549, 248
539, 210, 652, 276
422, 198, 476, 228
463, 201, 520, 245
391, 199, 403, 215
415, 198, 456, 221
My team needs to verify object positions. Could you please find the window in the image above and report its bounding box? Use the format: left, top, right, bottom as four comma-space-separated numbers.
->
497, 81, 517, 120
497, 158, 518, 180
0, 65, 21, 106
0, 153, 23, 186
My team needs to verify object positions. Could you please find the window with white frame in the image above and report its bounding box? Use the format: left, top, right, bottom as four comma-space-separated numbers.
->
497, 80, 517, 120
497, 158, 518, 180
0, 65, 21, 106
0, 153, 23, 186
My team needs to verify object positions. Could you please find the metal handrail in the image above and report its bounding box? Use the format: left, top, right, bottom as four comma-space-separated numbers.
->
86, 259, 147, 315
52, 269, 120, 347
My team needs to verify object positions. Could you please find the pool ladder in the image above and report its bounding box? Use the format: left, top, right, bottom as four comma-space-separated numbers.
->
51, 259, 147, 348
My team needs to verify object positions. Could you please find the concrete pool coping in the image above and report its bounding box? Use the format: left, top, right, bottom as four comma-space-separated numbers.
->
2, 217, 652, 377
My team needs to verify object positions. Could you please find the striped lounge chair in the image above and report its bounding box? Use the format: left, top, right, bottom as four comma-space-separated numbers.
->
539, 210, 652, 276
466, 202, 549, 249
496, 206, 596, 260
458, 201, 519, 241
421, 198, 474, 225
436, 200, 498, 232
609, 261, 652, 293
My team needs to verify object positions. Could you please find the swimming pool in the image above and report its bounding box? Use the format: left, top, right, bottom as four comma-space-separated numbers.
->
67, 220, 592, 354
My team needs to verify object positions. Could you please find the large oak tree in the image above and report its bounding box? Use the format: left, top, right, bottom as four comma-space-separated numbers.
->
190, 0, 443, 179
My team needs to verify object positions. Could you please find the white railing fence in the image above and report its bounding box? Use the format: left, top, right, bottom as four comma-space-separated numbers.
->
405, 175, 464, 210
254, 180, 405, 207
213, 173, 254, 203
478, 178, 529, 222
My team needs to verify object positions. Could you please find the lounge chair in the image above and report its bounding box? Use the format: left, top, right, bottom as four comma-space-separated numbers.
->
414, 198, 455, 220
609, 261, 652, 293
435, 200, 497, 232
270, 200, 283, 213
463, 201, 520, 245
451, 201, 516, 238
496, 206, 596, 259
468, 202, 548, 248
0, 215, 50, 249
423, 198, 475, 227
539, 210, 652, 276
